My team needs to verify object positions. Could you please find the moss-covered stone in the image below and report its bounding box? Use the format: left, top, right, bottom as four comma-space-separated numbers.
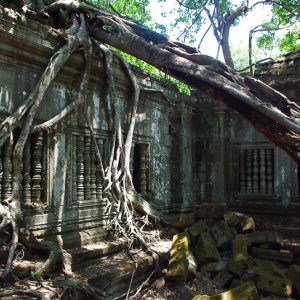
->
171, 213, 195, 229
213, 270, 233, 288
192, 281, 258, 300
194, 232, 220, 265
256, 273, 292, 297
242, 217, 255, 233
224, 211, 241, 228
186, 219, 208, 238
227, 260, 246, 277
254, 259, 286, 278
232, 236, 248, 261
167, 232, 190, 281
251, 247, 293, 263
247, 231, 283, 248
286, 264, 300, 294
211, 221, 234, 249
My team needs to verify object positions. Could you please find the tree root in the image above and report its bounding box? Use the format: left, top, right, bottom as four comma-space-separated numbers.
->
0, 1, 166, 281
0, 8, 91, 280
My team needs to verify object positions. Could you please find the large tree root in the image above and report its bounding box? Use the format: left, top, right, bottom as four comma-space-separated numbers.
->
0, 0, 167, 281
0, 10, 91, 279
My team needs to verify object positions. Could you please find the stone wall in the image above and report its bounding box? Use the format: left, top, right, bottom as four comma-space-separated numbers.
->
255, 51, 300, 103
1, 7, 300, 246
0, 9, 196, 245
193, 50, 300, 221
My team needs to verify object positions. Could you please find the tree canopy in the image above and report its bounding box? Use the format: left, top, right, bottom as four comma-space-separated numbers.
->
154, 0, 300, 69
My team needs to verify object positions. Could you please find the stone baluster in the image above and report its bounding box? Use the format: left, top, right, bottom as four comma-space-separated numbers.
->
72, 135, 77, 202
31, 132, 43, 203
239, 149, 246, 194
246, 149, 253, 194
0, 147, 2, 203
145, 145, 150, 193
96, 139, 103, 199
130, 143, 135, 176
90, 141, 97, 201
22, 137, 31, 205
3, 140, 12, 201
259, 149, 266, 194
76, 136, 84, 201
252, 149, 259, 194
84, 136, 91, 200
266, 148, 274, 194
140, 145, 147, 194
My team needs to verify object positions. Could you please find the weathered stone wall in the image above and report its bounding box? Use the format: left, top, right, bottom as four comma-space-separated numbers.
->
0, 10, 196, 245
193, 50, 300, 220
255, 51, 300, 103
1, 8, 300, 246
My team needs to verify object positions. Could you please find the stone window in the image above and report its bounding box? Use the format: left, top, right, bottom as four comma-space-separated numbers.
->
130, 143, 150, 195
0, 131, 48, 206
238, 147, 274, 195
72, 133, 108, 203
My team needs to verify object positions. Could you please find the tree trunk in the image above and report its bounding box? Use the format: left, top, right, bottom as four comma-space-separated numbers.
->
88, 13, 300, 163
221, 25, 234, 69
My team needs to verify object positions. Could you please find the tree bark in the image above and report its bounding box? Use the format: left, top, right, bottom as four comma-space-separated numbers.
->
88, 13, 300, 163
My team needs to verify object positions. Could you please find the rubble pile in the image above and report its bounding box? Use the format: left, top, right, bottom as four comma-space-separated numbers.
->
166, 204, 300, 300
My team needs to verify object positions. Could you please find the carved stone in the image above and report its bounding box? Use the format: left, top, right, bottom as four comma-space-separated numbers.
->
84, 136, 91, 200
259, 149, 266, 194
140, 145, 147, 194
2, 140, 12, 201
22, 136, 31, 205
239, 149, 245, 194
266, 148, 274, 194
31, 132, 43, 203
90, 140, 97, 201
246, 149, 252, 194
76, 135, 84, 201
72, 134, 77, 202
252, 149, 259, 194
96, 138, 103, 199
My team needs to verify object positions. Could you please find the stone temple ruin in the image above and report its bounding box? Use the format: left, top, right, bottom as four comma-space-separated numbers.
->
0, 7, 300, 299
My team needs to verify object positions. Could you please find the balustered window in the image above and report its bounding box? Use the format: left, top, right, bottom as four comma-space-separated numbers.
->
238, 147, 274, 195
0, 131, 48, 206
131, 143, 150, 195
72, 133, 108, 202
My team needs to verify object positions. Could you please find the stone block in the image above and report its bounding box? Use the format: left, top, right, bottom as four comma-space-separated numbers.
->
186, 219, 208, 238
194, 203, 228, 220
192, 281, 259, 300
256, 273, 292, 297
232, 236, 248, 261
242, 217, 255, 233
171, 213, 195, 229
195, 278, 216, 296
286, 264, 300, 294
194, 232, 220, 265
254, 259, 286, 278
167, 232, 190, 281
227, 260, 246, 277
211, 221, 234, 249
201, 261, 227, 273
224, 211, 241, 228
251, 247, 293, 263
213, 270, 233, 288
247, 231, 283, 248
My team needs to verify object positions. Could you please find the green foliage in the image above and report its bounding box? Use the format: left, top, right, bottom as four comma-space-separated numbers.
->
89, 0, 151, 24
112, 48, 191, 95
87, 0, 191, 94
279, 22, 300, 52
256, 0, 300, 53
30, 271, 42, 281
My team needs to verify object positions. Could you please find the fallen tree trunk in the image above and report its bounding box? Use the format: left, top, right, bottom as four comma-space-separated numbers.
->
86, 10, 300, 163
